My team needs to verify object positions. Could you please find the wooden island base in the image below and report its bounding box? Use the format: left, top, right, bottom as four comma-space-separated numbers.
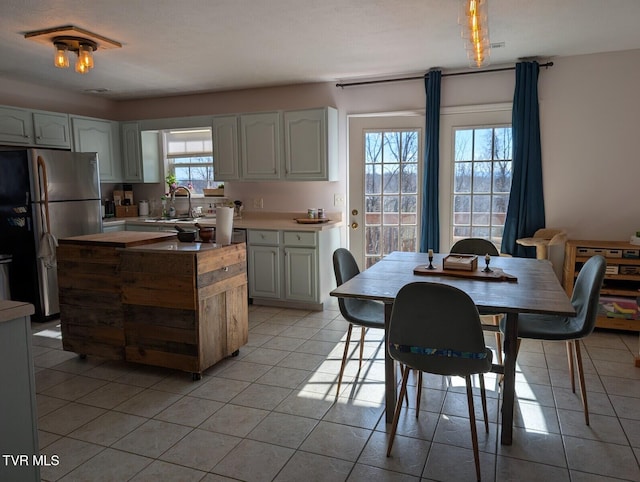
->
57, 232, 248, 378
120, 241, 248, 378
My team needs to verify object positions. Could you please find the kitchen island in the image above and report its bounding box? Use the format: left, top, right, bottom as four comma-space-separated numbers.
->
57, 232, 248, 378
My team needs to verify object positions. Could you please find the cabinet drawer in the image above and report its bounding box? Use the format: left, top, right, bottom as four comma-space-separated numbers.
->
248, 229, 280, 245
283, 231, 317, 247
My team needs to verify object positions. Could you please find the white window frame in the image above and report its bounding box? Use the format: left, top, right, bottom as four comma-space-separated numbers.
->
439, 103, 512, 250
163, 128, 217, 196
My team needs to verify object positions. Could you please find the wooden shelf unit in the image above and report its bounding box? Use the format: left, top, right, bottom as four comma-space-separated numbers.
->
563, 240, 640, 365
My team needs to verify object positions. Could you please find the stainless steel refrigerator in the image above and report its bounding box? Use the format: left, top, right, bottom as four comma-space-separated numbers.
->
0, 148, 102, 321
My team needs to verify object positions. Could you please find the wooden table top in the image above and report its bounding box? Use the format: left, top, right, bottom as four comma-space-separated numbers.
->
331, 251, 575, 317
58, 231, 176, 248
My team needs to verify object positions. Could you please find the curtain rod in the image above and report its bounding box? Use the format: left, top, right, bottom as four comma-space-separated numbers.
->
335, 61, 554, 88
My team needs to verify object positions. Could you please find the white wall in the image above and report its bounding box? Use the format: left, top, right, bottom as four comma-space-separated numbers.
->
1, 49, 638, 241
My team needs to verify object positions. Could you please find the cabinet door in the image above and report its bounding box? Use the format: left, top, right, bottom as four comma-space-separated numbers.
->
33, 112, 71, 148
121, 122, 143, 182
248, 245, 281, 298
212, 115, 240, 181
72, 117, 122, 182
0, 106, 33, 145
284, 247, 317, 302
284, 107, 337, 181
240, 112, 281, 180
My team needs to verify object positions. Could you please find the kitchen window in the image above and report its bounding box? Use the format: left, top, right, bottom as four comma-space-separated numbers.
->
452, 125, 512, 248
164, 128, 220, 194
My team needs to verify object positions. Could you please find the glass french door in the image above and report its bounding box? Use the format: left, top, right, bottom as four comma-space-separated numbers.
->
348, 116, 423, 268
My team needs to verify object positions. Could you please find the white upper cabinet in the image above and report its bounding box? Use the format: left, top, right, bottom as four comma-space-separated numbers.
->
212, 115, 240, 181
0, 106, 71, 148
121, 122, 143, 182
240, 112, 282, 180
122, 122, 161, 183
33, 111, 71, 148
284, 107, 338, 181
0, 106, 34, 145
72, 116, 122, 183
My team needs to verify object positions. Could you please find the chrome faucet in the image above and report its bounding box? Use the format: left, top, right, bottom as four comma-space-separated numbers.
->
175, 186, 193, 218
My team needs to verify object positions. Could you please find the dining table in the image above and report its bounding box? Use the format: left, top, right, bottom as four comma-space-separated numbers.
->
330, 251, 576, 445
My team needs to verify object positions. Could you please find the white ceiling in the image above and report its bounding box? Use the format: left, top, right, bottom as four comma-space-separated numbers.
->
2, 0, 640, 100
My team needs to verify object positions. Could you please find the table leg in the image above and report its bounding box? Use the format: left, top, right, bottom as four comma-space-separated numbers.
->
501, 311, 518, 445
384, 302, 396, 423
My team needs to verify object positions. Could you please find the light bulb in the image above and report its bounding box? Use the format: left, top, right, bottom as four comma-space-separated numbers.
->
53, 43, 69, 68
75, 56, 89, 74
78, 43, 94, 69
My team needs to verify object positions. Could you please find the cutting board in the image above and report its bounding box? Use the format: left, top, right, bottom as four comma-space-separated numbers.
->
413, 264, 518, 282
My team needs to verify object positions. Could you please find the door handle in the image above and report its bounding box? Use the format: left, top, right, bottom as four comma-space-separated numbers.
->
351, 222, 358, 230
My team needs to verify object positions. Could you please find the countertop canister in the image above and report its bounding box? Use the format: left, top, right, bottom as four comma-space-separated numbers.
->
138, 200, 149, 216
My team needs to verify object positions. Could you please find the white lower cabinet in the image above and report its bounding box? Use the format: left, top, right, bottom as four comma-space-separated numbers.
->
102, 222, 126, 233
248, 244, 281, 299
247, 228, 339, 309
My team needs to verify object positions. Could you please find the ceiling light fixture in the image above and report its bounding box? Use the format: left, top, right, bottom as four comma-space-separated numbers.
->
25, 25, 122, 75
458, 0, 491, 68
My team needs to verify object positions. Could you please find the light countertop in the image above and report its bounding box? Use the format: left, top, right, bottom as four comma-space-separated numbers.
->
119, 239, 228, 253
0, 300, 35, 323
104, 211, 343, 232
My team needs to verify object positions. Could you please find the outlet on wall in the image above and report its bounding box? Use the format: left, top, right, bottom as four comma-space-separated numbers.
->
334, 193, 345, 207
253, 198, 264, 209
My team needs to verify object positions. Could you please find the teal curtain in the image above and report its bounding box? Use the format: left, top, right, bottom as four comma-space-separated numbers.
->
419, 70, 441, 252
501, 61, 545, 257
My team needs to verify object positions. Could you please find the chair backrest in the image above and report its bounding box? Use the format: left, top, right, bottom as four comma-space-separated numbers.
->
333, 248, 369, 319
571, 255, 606, 338
388, 282, 491, 376
333, 248, 360, 286
451, 238, 499, 257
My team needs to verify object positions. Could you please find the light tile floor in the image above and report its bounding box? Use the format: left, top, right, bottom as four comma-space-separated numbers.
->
30, 301, 640, 481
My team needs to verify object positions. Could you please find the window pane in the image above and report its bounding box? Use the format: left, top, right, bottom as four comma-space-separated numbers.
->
472, 195, 491, 225
365, 132, 382, 163
493, 161, 512, 193
365, 226, 381, 255
454, 226, 471, 238
494, 128, 512, 160
401, 163, 417, 193
383, 196, 399, 213
473, 129, 493, 160
383, 133, 401, 163
454, 194, 471, 225
455, 129, 473, 161
365, 195, 381, 214
402, 131, 418, 163
400, 226, 416, 252
454, 162, 472, 193
365, 164, 382, 194
473, 162, 492, 192
471, 226, 490, 238
401, 195, 417, 213
383, 165, 399, 193
383, 226, 398, 254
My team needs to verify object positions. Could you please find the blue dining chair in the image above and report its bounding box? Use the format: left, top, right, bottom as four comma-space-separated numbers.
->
451, 238, 504, 365
387, 282, 493, 482
500, 255, 606, 425
332, 248, 385, 398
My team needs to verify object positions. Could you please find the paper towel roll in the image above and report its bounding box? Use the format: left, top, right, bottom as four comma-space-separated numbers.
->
216, 207, 234, 245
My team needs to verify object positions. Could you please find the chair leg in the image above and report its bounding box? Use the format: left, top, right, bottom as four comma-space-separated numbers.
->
465, 375, 482, 482
493, 315, 503, 365
416, 371, 423, 417
573, 339, 590, 426
566, 340, 576, 393
336, 324, 353, 398
398, 364, 410, 406
387, 365, 411, 457
479, 374, 489, 433
359, 326, 366, 369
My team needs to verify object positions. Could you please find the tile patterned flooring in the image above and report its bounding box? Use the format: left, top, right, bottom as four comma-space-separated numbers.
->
31, 301, 640, 481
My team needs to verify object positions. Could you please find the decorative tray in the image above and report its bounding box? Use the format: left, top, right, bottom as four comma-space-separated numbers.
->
294, 218, 330, 224
413, 265, 518, 282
